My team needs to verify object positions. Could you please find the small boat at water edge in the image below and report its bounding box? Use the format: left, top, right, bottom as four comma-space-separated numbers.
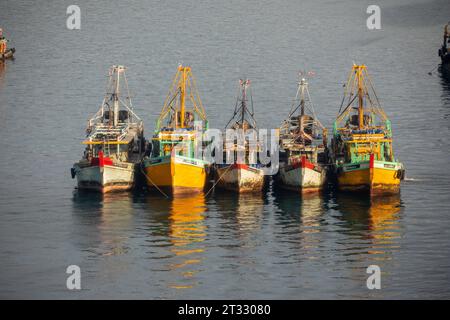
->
214, 79, 266, 193
0, 47, 14, 61
331, 64, 405, 196
277, 74, 328, 193
0, 28, 15, 61
142, 65, 211, 195
71, 65, 145, 193
439, 22, 450, 75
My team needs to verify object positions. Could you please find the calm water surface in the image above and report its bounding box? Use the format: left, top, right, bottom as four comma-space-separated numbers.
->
0, 0, 450, 299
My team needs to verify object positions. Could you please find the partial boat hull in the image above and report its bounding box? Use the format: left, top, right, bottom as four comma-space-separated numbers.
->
441, 62, 450, 77
336, 157, 404, 195
0, 48, 15, 60
215, 164, 265, 193
279, 157, 327, 193
73, 162, 135, 193
441, 51, 450, 76
143, 155, 209, 195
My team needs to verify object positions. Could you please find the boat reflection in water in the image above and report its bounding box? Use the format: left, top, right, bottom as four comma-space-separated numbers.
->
273, 190, 324, 224
299, 193, 324, 234
0, 61, 5, 89
72, 191, 134, 258
335, 193, 403, 261
235, 193, 265, 236
367, 195, 403, 250
273, 190, 325, 260
166, 193, 207, 290
214, 191, 265, 238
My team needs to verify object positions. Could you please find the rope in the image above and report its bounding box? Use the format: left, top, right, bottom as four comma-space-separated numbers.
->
204, 164, 233, 197
428, 65, 438, 75
139, 162, 169, 198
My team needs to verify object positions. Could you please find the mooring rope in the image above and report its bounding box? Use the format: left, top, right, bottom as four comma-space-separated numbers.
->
204, 164, 233, 198
139, 162, 169, 198
428, 65, 439, 75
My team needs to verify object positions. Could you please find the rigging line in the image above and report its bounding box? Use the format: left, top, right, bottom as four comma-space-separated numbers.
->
289, 80, 302, 115
224, 91, 242, 129
160, 90, 180, 123
367, 77, 386, 118
189, 72, 207, 119
233, 87, 240, 114
363, 77, 378, 117
160, 70, 180, 118
249, 93, 254, 117
337, 77, 348, 114
139, 162, 169, 198
204, 164, 233, 198
336, 94, 359, 123
230, 86, 240, 118
338, 68, 354, 113
123, 71, 133, 109
185, 75, 195, 110
428, 65, 438, 75
247, 90, 258, 128
287, 103, 301, 119
305, 85, 318, 121
188, 80, 207, 121
365, 70, 383, 111
349, 73, 358, 105
224, 106, 241, 129
249, 85, 255, 117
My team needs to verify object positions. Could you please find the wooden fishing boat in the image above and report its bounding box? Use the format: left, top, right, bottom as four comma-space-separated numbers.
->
71, 65, 145, 193
214, 79, 265, 193
277, 74, 328, 193
331, 64, 405, 195
439, 22, 450, 75
142, 65, 210, 195
0, 30, 15, 61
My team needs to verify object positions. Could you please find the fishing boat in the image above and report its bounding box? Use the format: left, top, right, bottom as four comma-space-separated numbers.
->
331, 64, 405, 195
0, 28, 15, 61
277, 74, 328, 193
214, 79, 265, 193
71, 65, 145, 193
439, 22, 450, 75
142, 65, 210, 195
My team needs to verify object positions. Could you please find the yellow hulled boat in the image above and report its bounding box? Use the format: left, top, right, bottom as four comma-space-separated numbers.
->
142, 65, 210, 195
331, 65, 405, 195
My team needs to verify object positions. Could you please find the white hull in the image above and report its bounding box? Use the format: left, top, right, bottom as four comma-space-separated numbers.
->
279, 164, 326, 193
74, 162, 135, 193
215, 165, 265, 193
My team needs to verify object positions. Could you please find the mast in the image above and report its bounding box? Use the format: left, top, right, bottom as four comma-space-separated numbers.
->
300, 78, 306, 116
156, 65, 207, 131
356, 65, 365, 129
180, 66, 187, 128
87, 65, 141, 136
335, 64, 387, 130
241, 79, 247, 125
224, 79, 256, 130
113, 66, 121, 127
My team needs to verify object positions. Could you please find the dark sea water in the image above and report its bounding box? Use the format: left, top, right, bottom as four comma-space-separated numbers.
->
1, 0, 450, 299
